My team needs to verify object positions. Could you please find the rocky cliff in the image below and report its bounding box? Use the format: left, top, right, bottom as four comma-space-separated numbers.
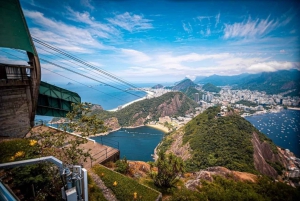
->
158, 106, 287, 178
95, 92, 197, 128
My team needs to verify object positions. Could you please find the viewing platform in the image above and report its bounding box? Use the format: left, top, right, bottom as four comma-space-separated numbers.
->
28, 125, 120, 169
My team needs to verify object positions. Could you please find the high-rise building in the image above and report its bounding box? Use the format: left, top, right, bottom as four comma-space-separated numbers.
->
194, 93, 199, 102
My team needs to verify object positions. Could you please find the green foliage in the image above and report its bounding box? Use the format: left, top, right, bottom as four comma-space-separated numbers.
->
183, 106, 267, 173
151, 151, 185, 188
115, 157, 130, 174
182, 87, 203, 102
88, 173, 106, 201
157, 131, 175, 154
169, 175, 300, 201
0, 139, 39, 163
94, 92, 197, 127
0, 139, 62, 200
234, 70, 300, 95
93, 164, 160, 201
172, 79, 197, 91
32, 102, 107, 165
202, 83, 221, 93
235, 100, 258, 107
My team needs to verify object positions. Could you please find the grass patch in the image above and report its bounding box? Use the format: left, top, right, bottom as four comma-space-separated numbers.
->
88, 173, 106, 201
93, 164, 161, 201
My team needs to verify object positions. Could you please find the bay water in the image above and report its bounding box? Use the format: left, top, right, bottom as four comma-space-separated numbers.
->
92, 127, 164, 161
245, 109, 300, 157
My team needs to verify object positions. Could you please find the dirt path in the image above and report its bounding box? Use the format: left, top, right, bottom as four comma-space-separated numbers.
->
89, 171, 118, 201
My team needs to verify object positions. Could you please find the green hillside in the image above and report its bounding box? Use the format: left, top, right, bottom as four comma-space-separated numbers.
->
182, 106, 276, 173
182, 87, 203, 102
93, 92, 198, 127
172, 79, 197, 91
202, 83, 221, 93
235, 70, 300, 95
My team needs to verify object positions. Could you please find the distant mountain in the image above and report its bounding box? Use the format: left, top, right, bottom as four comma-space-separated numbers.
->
92, 92, 198, 128
202, 83, 221, 93
193, 76, 206, 83
172, 78, 197, 91
67, 82, 73, 85
152, 84, 164, 89
235, 69, 300, 95
195, 73, 253, 86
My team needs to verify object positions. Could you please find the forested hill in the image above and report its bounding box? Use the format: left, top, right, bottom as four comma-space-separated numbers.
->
172, 78, 197, 91
235, 70, 300, 95
202, 83, 221, 93
92, 92, 197, 128
182, 87, 203, 101
159, 106, 286, 178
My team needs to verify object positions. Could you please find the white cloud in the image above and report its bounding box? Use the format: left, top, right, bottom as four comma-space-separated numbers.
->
80, 0, 94, 10
107, 12, 153, 32
246, 61, 299, 73
206, 27, 211, 36
120, 49, 151, 63
280, 49, 285, 53
67, 8, 120, 38
182, 22, 193, 33
215, 13, 220, 27
24, 10, 110, 53
223, 15, 292, 39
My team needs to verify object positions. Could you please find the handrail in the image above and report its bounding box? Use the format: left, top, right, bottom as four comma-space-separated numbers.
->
100, 137, 119, 149
90, 146, 119, 167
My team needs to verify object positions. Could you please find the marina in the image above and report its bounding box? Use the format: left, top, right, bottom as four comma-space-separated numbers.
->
245, 109, 300, 157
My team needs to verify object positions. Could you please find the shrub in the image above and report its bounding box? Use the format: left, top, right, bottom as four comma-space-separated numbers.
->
93, 164, 160, 201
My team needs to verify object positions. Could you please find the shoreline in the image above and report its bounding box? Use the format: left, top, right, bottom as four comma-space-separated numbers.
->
287, 107, 300, 111
107, 90, 153, 112
89, 123, 168, 137
146, 124, 169, 133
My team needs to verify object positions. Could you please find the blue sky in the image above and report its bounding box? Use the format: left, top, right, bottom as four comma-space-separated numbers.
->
2, 0, 300, 83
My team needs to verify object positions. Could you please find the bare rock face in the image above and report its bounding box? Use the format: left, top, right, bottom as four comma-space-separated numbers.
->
167, 129, 191, 161
130, 93, 193, 127
132, 117, 146, 127
104, 117, 120, 131
251, 132, 280, 178
185, 166, 257, 191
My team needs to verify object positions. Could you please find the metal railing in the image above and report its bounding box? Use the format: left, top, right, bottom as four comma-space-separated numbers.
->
90, 147, 118, 167
99, 136, 119, 149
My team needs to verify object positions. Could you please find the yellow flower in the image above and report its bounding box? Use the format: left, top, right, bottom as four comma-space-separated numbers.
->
10, 156, 15, 161
14, 151, 25, 158
133, 192, 137, 199
29, 140, 37, 146
113, 181, 117, 186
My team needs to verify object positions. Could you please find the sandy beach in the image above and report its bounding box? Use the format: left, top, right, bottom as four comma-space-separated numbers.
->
146, 124, 169, 133
108, 90, 154, 112
287, 107, 300, 111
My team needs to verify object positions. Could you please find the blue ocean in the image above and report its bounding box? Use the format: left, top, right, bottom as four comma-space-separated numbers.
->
35, 82, 166, 161
245, 110, 300, 157
92, 127, 164, 161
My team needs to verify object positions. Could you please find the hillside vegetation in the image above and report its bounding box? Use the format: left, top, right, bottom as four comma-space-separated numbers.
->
172, 79, 197, 91
202, 83, 221, 93
234, 70, 300, 95
93, 92, 197, 127
159, 106, 279, 174
182, 87, 203, 102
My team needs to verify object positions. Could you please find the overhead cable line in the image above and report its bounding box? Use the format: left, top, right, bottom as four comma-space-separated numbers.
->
32, 37, 144, 91
35, 44, 129, 90
12, 48, 143, 98
41, 67, 130, 103
38, 57, 143, 98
